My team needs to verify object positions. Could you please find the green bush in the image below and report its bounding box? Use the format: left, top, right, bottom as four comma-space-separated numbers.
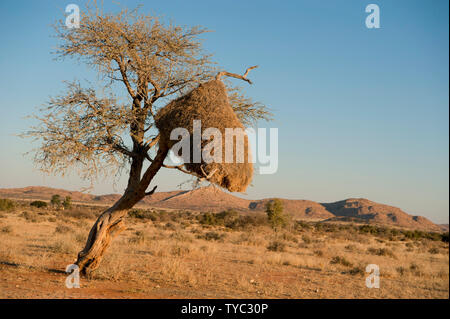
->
330, 256, 353, 267
30, 201, 47, 208
266, 199, 287, 230
358, 225, 379, 235
295, 221, 311, 231
199, 212, 218, 226
63, 196, 72, 209
216, 209, 239, 227
51, 194, 61, 207
128, 209, 158, 221
0, 198, 15, 211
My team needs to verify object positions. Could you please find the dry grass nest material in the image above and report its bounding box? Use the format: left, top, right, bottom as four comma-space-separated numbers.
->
155, 80, 252, 192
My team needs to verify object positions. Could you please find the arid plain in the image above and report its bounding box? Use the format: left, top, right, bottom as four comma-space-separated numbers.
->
0, 186, 448, 298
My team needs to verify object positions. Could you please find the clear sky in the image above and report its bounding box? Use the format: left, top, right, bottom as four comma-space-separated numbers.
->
0, 0, 448, 223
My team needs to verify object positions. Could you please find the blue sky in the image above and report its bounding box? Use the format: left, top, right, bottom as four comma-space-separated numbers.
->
0, 0, 448, 223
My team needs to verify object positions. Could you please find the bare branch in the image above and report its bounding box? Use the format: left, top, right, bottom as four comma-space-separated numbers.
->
215, 65, 258, 84
115, 58, 136, 98
145, 185, 158, 196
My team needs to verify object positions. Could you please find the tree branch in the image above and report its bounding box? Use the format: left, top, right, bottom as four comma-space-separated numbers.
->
215, 65, 258, 84
115, 58, 136, 99
145, 185, 157, 196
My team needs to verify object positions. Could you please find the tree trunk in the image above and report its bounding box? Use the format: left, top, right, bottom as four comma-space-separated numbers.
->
75, 146, 169, 275
75, 192, 141, 275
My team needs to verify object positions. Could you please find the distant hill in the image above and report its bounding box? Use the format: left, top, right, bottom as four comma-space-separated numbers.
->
320, 198, 440, 231
0, 186, 443, 232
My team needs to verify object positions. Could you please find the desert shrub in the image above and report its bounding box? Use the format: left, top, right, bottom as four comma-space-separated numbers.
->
170, 231, 193, 243
367, 247, 396, 258
422, 232, 441, 241
20, 211, 42, 222
266, 199, 287, 230
62, 196, 72, 209
55, 225, 72, 234
234, 232, 264, 246
165, 222, 177, 231
396, 266, 407, 276
52, 240, 75, 254
267, 240, 286, 252
128, 209, 158, 221
441, 232, 449, 243
51, 194, 61, 208
321, 223, 338, 233
229, 215, 267, 230
330, 256, 353, 267
1, 225, 12, 233
216, 209, 239, 226
348, 266, 365, 276
129, 230, 146, 244
196, 231, 226, 241
409, 263, 419, 271
358, 225, 380, 235
170, 245, 190, 257
198, 211, 267, 230
314, 250, 324, 257
401, 229, 441, 241
199, 212, 218, 226
280, 232, 298, 243
295, 221, 311, 231
0, 198, 15, 211
409, 263, 424, 276
30, 200, 47, 208
157, 210, 171, 222
302, 235, 312, 244
202, 231, 225, 241
428, 247, 439, 254
344, 244, 356, 251
62, 209, 92, 219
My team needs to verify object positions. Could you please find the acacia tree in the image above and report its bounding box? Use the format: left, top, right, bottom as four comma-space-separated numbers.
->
25, 6, 270, 274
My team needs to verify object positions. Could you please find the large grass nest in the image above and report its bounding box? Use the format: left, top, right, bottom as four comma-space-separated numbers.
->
155, 79, 252, 192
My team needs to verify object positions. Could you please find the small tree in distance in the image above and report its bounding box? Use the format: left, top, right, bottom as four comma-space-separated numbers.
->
63, 196, 72, 210
50, 194, 61, 208
266, 199, 287, 230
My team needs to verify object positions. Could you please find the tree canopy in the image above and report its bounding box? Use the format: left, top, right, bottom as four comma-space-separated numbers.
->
25, 5, 271, 188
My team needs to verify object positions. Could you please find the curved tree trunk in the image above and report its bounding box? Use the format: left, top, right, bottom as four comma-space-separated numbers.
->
76, 146, 169, 275
75, 193, 140, 275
